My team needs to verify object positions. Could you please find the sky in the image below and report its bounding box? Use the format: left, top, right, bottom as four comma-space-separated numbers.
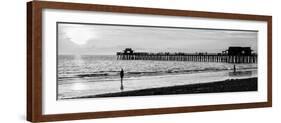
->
58, 23, 258, 55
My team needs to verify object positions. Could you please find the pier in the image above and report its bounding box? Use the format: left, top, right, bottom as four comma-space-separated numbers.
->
116, 47, 257, 64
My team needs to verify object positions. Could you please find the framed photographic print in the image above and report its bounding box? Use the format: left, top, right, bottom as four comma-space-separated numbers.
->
27, 1, 272, 122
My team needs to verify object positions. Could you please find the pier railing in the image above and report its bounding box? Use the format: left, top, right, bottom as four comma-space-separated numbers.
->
116, 52, 257, 63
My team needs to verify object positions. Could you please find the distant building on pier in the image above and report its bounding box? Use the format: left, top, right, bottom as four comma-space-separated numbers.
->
123, 48, 134, 54
225, 47, 253, 56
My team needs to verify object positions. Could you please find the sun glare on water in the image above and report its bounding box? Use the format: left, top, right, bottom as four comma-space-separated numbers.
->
74, 55, 84, 66
71, 82, 87, 91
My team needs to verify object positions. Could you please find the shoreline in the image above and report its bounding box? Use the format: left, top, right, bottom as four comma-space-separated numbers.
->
68, 77, 257, 99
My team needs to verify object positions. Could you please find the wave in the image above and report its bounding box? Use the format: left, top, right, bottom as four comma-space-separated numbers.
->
77, 73, 109, 77
58, 67, 257, 80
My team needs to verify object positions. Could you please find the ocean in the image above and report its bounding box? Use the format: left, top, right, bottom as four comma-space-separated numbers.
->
58, 55, 257, 100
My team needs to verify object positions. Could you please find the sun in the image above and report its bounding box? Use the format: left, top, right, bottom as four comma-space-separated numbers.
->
65, 27, 95, 45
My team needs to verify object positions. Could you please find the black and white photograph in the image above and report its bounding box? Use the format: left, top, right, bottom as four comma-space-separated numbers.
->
57, 22, 258, 100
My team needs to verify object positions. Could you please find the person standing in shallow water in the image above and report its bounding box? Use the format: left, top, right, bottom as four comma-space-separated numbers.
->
120, 68, 124, 91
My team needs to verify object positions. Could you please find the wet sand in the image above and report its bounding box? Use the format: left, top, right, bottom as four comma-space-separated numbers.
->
72, 77, 257, 99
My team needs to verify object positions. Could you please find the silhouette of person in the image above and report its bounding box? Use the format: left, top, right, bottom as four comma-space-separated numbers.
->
120, 68, 124, 91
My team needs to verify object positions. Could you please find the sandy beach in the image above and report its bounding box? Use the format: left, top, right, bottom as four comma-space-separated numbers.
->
66, 77, 257, 99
